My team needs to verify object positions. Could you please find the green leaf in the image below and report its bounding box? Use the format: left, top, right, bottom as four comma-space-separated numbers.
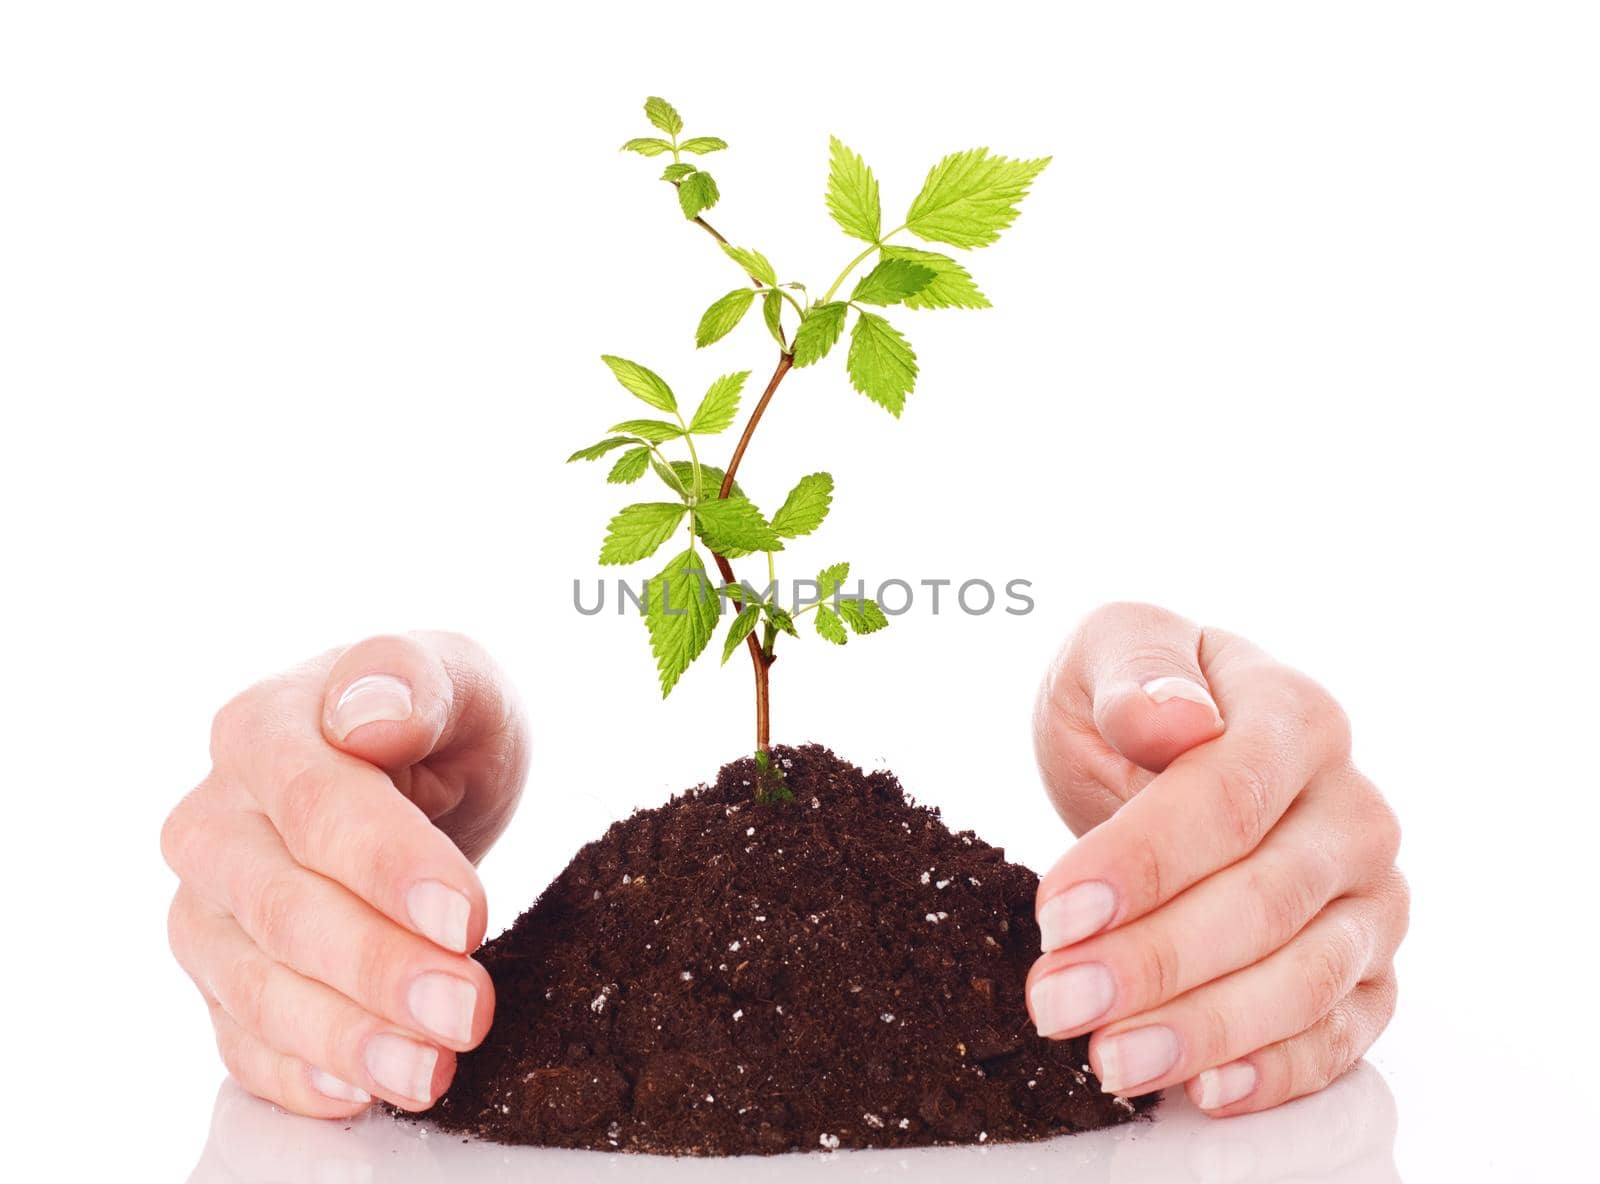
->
567, 436, 637, 463
656, 460, 742, 501
689, 371, 748, 434
644, 96, 683, 136
791, 302, 848, 367
721, 603, 761, 664
693, 496, 784, 554
847, 312, 917, 416
678, 170, 720, 219
680, 136, 728, 154
826, 136, 881, 243
815, 605, 847, 645
644, 548, 718, 696
881, 245, 991, 309
660, 162, 698, 181
622, 137, 674, 156
599, 502, 687, 565
816, 561, 850, 600
838, 596, 889, 635
904, 148, 1051, 249
762, 290, 785, 347
695, 288, 755, 348
770, 472, 834, 538
649, 456, 687, 495
608, 418, 683, 443
765, 602, 799, 638
851, 259, 937, 306
600, 355, 676, 412
721, 243, 777, 286
607, 446, 651, 484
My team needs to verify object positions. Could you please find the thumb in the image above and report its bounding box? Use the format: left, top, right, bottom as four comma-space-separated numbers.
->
1089, 625, 1226, 775
321, 633, 457, 770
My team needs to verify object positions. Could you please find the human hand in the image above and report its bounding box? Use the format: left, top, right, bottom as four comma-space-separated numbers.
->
161, 633, 529, 1117
1029, 603, 1406, 1116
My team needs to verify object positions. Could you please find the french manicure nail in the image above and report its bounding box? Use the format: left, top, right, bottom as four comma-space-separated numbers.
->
1195, 1060, 1258, 1110
309, 1067, 371, 1104
330, 673, 413, 740
407, 880, 471, 952
365, 1033, 439, 1103
1030, 962, 1116, 1036
1097, 1025, 1181, 1093
1142, 676, 1224, 729
1038, 881, 1117, 951
408, 972, 477, 1045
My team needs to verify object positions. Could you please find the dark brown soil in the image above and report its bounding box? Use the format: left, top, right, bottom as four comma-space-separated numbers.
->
417, 744, 1156, 1154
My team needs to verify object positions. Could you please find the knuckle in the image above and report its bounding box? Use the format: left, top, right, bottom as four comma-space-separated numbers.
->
228, 953, 274, 1035
1298, 943, 1351, 1022
250, 865, 307, 954
1214, 759, 1275, 852
159, 789, 205, 876
1284, 671, 1351, 756
1317, 1005, 1360, 1086
1195, 1002, 1234, 1065
1248, 860, 1322, 950
1129, 929, 1180, 1006
350, 927, 403, 1010
276, 763, 339, 858
209, 685, 268, 766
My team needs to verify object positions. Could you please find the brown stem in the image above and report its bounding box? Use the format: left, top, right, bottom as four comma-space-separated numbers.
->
720, 353, 793, 498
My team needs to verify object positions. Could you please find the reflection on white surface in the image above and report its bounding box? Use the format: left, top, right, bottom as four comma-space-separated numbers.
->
187, 1060, 1398, 1183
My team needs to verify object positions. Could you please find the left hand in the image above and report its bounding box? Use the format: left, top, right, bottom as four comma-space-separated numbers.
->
1029, 603, 1407, 1116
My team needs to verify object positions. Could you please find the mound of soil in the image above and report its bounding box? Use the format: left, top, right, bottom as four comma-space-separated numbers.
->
418, 745, 1155, 1154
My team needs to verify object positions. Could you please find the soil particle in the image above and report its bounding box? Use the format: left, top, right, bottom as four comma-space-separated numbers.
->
415, 745, 1156, 1154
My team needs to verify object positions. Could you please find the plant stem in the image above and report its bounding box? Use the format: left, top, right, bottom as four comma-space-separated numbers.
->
719, 352, 793, 498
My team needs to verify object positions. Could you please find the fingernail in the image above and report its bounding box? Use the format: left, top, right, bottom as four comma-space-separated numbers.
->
408, 972, 477, 1045
1142, 676, 1224, 729
309, 1067, 371, 1104
406, 880, 471, 953
1097, 1025, 1181, 1093
365, 1033, 439, 1103
1195, 1060, 1258, 1110
1038, 881, 1117, 951
330, 674, 413, 740
1030, 962, 1116, 1036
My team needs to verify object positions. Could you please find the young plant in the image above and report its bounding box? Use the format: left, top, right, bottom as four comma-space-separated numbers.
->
571, 97, 1048, 785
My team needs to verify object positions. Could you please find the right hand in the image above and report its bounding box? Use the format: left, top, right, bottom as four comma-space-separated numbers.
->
161, 632, 530, 1117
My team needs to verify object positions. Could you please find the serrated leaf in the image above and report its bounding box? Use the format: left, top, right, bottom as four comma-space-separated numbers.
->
905, 148, 1051, 249
689, 371, 748, 434
791, 302, 848, 367
649, 456, 687, 496
693, 496, 784, 554
678, 170, 720, 219
661, 162, 697, 181
847, 312, 917, 416
622, 137, 674, 156
881, 245, 991, 309
765, 602, 798, 638
680, 136, 728, 154
599, 502, 687, 565
851, 259, 937, 306
838, 596, 889, 635
644, 96, 683, 136
762, 290, 785, 346
721, 603, 761, 664
770, 472, 834, 538
656, 460, 742, 501
644, 548, 718, 696
607, 446, 651, 484
695, 288, 755, 348
826, 136, 881, 243
567, 436, 637, 463
721, 243, 777, 286
815, 605, 847, 645
608, 417, 683, 443
600, 355, 676, 412
816, 561, 850, 600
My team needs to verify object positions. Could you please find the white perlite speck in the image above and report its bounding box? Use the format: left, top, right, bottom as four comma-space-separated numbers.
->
880, 1012, 896, 1023
898, 1118, 910, 1130
819, 1133, 840, 1150
919, 870, 931, 885
863, 1113, 883, 1128
732, 1009, 744, 1021
729, 940, 741, 951
590, 990, 609, 1013
978, 1131, 987, 1143
924, 911, 949, 923
935, 879, 950, 889
746, 826, 755, 836
680, 970, 693, 981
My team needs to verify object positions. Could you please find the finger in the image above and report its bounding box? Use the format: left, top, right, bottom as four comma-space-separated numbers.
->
1085, 891, 1402, 1097
165, 806, 494, 1052
1187, 973, 1399, 1117
208, 684, 489, 954
1033, 604, 1226, 833
1036, 629, 1351, 949
1027, 767, 1394, 1039
209, 1002, 372, 1120
321, 632, 528, 843
170, 887, 457, 1110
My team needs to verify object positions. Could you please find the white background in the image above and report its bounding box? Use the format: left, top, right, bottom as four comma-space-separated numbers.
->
3, 2, 1596, 1179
